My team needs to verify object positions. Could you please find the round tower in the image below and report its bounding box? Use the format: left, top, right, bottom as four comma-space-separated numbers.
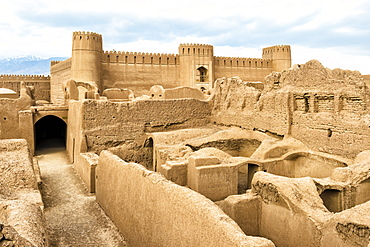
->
71, 31, 103, 92
262, 45, 291, 72
178, 43, 214, 89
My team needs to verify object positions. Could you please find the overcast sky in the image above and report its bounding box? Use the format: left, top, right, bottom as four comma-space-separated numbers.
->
1, 0, 370, 74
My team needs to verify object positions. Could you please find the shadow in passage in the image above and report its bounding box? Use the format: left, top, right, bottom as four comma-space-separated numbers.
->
35, 115, 66, 155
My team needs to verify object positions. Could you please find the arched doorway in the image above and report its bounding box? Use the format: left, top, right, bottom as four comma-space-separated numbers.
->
35, 115, 67, 150
196, 67, 208, 82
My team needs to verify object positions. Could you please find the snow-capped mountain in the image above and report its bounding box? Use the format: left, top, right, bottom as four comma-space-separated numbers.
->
0, 55, 69, 75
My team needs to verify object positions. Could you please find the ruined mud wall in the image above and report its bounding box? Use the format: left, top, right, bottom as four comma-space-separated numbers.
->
79, 98, 211, 152
102, 52, 180, 96
0, 139, 48, 247
0, 96, 33, 140
211, 61, 370, 158
211, 77, 289, 135
68, 98, 211, 172
0, 75, 50, 101
96, 151, 274, 247
50, 58, 72, 104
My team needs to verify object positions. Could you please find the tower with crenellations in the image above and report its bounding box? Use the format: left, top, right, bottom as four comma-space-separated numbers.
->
49, 31, 294, 102
178, 44, 214, 89
262, 45, 291, 72
71, 31, 103, 92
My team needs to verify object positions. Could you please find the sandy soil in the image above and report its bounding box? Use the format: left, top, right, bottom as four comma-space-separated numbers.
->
35, 143, 127, 247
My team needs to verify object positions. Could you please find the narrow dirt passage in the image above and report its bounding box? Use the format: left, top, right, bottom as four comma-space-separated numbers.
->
35, 143, 127, 247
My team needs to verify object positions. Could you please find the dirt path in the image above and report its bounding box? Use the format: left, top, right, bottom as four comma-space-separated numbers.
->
36, 145, 127, 247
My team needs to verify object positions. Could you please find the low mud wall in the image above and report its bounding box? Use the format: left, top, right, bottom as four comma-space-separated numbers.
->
95, 151, 274, 247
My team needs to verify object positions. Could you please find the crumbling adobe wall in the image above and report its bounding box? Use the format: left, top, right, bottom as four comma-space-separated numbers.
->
0, 94, 33, 141
0, 75, 50, 102
211, 77, 290, 135
283, 60, 370, 158
96, 151, 275, 247
75, 98, 211, 153
211, 61, 370, 158
0, 139, 48, 246
68, 98, 211, 185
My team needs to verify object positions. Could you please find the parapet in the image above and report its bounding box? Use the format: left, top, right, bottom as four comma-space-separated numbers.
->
262, 45, 291, 55
179, 43, 214, 56
102, 51, 179, 65
0, 74, 50, 82
50, 58, 72, 74
72, 31, 103, 51
214, 57, 272, 68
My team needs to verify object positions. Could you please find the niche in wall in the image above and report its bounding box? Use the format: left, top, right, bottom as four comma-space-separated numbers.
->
320, 189, 342, 212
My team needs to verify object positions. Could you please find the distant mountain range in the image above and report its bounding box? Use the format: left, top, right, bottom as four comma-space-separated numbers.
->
0, 55, 69, 76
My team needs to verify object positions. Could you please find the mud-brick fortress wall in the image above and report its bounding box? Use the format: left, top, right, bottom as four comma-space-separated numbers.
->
67, 98, 211, 162
50, 31, 291, 102
101, 51, 180, 96
50, 59, 71, 104
0, 75, 50, 101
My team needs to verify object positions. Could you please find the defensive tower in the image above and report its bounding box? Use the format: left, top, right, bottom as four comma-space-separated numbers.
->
71, 31, 103, 92
179, 44, 214, 90
262, 45, 291, 72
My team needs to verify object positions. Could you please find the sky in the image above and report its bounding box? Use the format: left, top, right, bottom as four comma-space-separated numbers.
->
1, 0, 370, 74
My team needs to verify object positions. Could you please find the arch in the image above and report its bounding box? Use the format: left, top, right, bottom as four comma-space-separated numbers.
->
196, 66, 208, 82
34, 115, 67, 150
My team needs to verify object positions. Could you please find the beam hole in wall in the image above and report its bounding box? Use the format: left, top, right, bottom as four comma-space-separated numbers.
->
327, 129, 332, 137
35, 115, 66, 151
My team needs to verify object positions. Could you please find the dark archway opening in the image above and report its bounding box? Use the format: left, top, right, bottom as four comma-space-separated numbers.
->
35, 115, 66, 151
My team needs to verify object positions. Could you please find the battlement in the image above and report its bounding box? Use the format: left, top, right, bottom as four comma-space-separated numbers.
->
179, 43, 214, 56
50, 58, 72, 74
72, 31, 102, 51
73, 31, 102, 38
0, 74, 50, 81
102, 51, 179, 65
214, 57, 273, 68
262, 45, 291, 55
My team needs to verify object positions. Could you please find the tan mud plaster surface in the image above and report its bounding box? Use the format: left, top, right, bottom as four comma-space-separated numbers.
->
36, 145, 126, 247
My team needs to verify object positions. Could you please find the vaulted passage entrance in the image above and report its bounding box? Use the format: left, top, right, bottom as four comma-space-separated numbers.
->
35, 115, 66, 150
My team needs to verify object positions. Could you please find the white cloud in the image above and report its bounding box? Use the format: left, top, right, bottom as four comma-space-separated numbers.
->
1, 0, 370, 75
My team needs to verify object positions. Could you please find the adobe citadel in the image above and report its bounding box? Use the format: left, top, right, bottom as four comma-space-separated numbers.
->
0, 31, 369, 246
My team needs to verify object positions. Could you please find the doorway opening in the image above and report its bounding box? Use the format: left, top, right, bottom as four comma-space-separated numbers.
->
247, 163, 259, 190
35, 115, 67, 151
320, 189, 342, 212
196, 67, 208, 82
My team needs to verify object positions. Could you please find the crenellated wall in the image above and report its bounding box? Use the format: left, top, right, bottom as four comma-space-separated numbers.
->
262, 45, 291, 72
0, 74, 50, 101
50, 31, 291, 96
214, 57, 273, 84
101, 51, 180, 95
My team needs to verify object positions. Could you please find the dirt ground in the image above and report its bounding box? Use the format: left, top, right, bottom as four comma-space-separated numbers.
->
35, 141, 127, 247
